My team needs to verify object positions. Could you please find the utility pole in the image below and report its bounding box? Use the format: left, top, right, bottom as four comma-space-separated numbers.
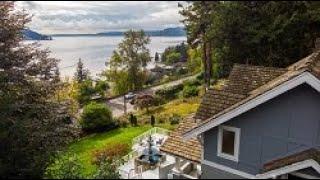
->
123, 96, 127, 115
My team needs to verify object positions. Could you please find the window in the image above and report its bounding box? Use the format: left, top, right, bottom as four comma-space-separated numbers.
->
217, 126, 240, 162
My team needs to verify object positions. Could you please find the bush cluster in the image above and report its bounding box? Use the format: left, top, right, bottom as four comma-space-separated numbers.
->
129, 114, 138, 126
155, 84, 184, 100
182, 85, 199, 98
92, 143, 129, 165
169, 114, 181, 125
80, 102, 114, 133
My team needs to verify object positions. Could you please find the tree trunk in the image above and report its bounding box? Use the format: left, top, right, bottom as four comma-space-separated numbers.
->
206, 42, 212, 89
202, 42, 209, 91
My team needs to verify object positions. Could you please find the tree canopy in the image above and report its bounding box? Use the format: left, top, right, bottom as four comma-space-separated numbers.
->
104, 30, 151, 94
0, 2, 79, 178
74, 58, 90, 83
161, 42, 188, 65
180, 1, 320, 78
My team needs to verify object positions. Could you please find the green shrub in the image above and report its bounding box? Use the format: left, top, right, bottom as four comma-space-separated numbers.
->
120, 120, 128, 128
45, 154, 121, 179
116, 117, 128, 128
92, 143, 129, 165
80, 102, 114, 132
150, 115, 155, 127
129, 114, 138, 126
169, 114, 181, 125
196, 72, 205, 81
158, 117, 165, 124
77, 80, 96, 105
145, 72, 159, 85
153, 95, 166, 106
155, 84, 184, 100
165, 52, 181, 65
182, 85, 199, 98
133, 116, 138, 126
156, 114, 166, 124
129, 114, 134, 126
183, 79, 202, 87
45, 154, 85, 179
95, 80, 109, 97
93, 159, 121, 179
175, 67, 188, 76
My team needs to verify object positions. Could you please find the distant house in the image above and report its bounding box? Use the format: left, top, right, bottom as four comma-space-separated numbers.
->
160, 49, 320, 179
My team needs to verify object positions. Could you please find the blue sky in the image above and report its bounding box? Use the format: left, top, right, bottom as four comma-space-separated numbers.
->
16, 1, 186, 34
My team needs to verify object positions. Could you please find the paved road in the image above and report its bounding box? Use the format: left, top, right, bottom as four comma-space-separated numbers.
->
107, 75, 198, 117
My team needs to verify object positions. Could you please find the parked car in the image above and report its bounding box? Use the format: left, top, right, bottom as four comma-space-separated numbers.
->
125, 92, 136, 100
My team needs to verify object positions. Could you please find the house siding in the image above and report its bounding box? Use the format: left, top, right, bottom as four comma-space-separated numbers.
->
203, 84, 320, 177
201, 164, 245, 179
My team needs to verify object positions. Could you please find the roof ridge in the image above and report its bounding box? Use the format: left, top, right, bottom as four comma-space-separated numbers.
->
233, 63, 286, 71
207, 87, 245, 95
287, 51, 320, 71
183, 51, 320, 139
249, 69, 306, 95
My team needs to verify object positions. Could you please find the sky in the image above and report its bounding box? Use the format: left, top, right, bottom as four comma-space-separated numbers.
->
16, 1, 186, 34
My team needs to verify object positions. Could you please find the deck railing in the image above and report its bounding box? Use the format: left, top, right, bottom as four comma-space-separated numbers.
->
131, 127, 170, 146
122, 150, 139, 163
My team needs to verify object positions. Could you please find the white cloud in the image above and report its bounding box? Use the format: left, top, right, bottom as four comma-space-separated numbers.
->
15, 1, 186, 34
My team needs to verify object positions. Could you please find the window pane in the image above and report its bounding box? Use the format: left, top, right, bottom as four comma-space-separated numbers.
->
222, 129, 235, 156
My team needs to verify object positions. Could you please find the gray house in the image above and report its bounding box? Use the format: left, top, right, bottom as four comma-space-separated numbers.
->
161, 49, 320, 179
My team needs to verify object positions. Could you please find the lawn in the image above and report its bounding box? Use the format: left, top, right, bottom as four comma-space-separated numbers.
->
61, 126, 152, 176
50, 97, 201, 177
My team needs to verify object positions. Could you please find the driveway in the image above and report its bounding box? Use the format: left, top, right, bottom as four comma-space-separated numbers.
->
107, 75, 198, 117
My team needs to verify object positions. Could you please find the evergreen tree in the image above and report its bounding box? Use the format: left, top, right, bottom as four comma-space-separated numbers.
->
0, 2, 78, 178
180, 1, 320, 78
155, 52, 159, 62
74, 58, 89, 83
150, 115, 155, 127
179, 1, 218, 89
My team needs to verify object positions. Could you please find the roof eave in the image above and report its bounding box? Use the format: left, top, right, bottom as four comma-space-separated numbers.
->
256, 159, 320, 179
183, 71, 320, 140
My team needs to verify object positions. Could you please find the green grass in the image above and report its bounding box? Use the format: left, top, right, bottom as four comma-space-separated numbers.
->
61, 126, 152, 176
51, 97, 201, 177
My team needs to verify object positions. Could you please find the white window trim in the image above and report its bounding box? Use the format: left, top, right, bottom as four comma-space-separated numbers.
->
217, 126, 241, 162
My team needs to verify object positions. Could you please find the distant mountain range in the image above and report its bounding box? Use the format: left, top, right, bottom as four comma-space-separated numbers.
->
22, 29, 52, 40
98, 27, 186, 36
51, 27, 186, 37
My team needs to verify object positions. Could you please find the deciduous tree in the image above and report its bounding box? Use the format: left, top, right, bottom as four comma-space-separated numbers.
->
0, 2, 79, 178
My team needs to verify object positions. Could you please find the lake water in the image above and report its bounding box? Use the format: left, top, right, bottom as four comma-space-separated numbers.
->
36, 36, 186, 78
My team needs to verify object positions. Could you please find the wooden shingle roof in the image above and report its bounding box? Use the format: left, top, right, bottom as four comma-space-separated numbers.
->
195, 90, 246, 120
160, 115, 202, 163
194, 64, 286, 121
161, 51, 320, 163
185, 51, 320, 135
225, 64, 286, 95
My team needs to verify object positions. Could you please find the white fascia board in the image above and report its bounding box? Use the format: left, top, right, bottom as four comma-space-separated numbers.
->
184, 72, 320, 140
203, 159, 320, 179
256, 160, 320, 179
